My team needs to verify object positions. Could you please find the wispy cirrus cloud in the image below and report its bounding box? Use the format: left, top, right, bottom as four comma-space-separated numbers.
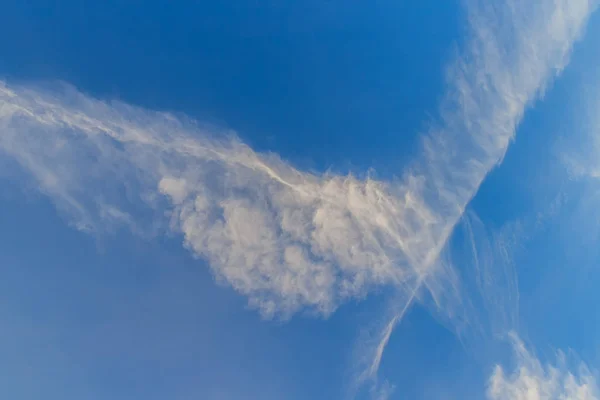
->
0, 81, 448, 317
354, 0, 597, 393
0, 0, 597, 398
488, 333, 599, 400
1, 0, 594, 321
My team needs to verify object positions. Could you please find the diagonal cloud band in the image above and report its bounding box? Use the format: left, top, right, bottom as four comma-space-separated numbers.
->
0, 0, 595, 331
354, 0, 597, 393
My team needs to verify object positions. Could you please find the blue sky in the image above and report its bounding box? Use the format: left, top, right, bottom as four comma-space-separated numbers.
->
1, 1, 600, 399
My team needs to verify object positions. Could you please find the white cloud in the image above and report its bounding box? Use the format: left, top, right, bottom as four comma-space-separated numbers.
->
0, 0, 592, 322
0, 0, 597, 398
488, 334, 599, 400
0, 82, 447, 317
0, 5, 596, 392
354, 0, 597, 393
159, 176, 189, 205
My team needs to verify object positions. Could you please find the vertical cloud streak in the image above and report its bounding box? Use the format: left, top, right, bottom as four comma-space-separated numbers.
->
356, 0, 597, 393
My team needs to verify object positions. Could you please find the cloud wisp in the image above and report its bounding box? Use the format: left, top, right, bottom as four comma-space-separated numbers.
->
0, 0, 593, 321
482, 66, 600, 400
353, 0, 597, 394
452, 208, 600, 400
0, 80, 468, 317
488, 333, 599, 400
0, 0, 597, 398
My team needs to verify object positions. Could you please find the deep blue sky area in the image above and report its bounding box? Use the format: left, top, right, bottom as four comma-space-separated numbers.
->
0, 0, 459, 175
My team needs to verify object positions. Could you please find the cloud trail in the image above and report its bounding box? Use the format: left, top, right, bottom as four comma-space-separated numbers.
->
0, 0, 596, 397
0, 83, 445, 317
481, 70, 600, 400
355, 0, 597, 392
488, 333, 599, 400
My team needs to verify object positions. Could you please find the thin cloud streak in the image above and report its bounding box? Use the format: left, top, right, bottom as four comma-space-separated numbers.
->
0, 0, 593, 321
356, 0, 597, 393
0, 81, 473, 317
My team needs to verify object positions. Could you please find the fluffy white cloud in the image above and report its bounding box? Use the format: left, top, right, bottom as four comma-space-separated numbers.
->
0, 0, 595, 327
2, 0, 593, 324
488, 334, 599, 400
0, 82, 445, 317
